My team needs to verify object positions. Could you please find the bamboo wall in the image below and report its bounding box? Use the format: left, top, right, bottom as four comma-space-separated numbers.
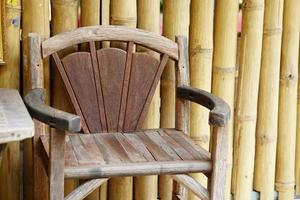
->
0, 0, 300, 199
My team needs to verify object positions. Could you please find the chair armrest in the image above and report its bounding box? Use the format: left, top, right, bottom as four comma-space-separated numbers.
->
24, 88, 81, 132
177, 85, 230, 126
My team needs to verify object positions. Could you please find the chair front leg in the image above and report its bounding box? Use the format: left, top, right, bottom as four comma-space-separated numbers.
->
49, 129, 66, 200
210, 125, 229, 200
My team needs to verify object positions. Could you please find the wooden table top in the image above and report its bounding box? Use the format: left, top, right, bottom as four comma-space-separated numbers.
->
0, 89, 34, 144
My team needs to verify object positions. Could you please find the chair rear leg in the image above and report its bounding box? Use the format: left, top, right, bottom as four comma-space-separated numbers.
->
210, 126, 229, 200
49, 129, 66, 200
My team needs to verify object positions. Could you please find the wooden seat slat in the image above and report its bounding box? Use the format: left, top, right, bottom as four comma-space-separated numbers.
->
114, 133, 147, 162
157, 130, 194, 160
144, 131, 182, 160
124, 133, 156, 161
164, 130, 211, 160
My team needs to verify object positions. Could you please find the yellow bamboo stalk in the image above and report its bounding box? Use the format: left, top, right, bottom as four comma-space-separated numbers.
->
22, 0, 50, 199
0, 0, 21, 199
188, 1, 213, 199
161, 1, 190, 199
51, 0, 79, 196
232, 0, 264, 199
212, 0, 239, 199
135, 0, 160, 199
109, 0, 136, 199
275, 0, 300, 198
253, 0, 284, 199
80, 1, 104, 200
296, 46, 300, 195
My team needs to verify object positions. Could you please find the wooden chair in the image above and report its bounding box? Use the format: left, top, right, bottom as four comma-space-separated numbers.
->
24, 25, 230, 200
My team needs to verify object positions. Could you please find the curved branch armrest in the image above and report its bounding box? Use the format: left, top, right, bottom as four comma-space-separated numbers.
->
24, 88, 81, 132
177, 85, 230, 126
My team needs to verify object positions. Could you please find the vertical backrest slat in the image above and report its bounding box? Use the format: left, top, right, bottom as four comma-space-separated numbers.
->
52, 52, 89, 133
89, 41, 108, 132
118, 41, 134, 131
135, 53, 169, 129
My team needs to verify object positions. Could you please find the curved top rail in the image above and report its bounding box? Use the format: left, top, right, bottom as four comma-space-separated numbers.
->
42, 25, 179, 60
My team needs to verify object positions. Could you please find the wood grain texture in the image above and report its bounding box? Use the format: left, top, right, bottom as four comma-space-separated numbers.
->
39, 129, 212, 179
65, 178, 108, 200
42, 25, 178, 60
49, 129, 65, 200
0, 89, 34, 144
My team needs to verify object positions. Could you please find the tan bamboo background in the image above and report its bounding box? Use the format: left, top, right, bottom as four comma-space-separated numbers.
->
0, 0, 300, 199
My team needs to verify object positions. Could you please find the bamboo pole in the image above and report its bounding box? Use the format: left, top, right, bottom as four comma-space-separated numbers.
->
275, 0, 300, 198
296, 46, 300, 195
253, 0, 284, 199
0, 0, 21, 199
212, 0, 239, 199
135, 1, 160, 199
161, 1, 190, 199
108, 0, 136, 199
231, 0, 264, 199
22, 0, 50, 199
51, 0, 79, 196
80, 1, 103, 200
188, 1, 213, 199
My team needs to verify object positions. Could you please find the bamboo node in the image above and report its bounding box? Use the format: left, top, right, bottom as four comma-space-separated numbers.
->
256, 132, 276, 143
190, 135, 209, 144
189, 46, 213, 57
51, 0, 78, 6
110, 16, 137, 26
235, 115, 256, 123
275, 181, 295, 191
242, 2, 264, 11
280, 74, 298, 84
263, 28, 282, 36
212, 65, 236, 74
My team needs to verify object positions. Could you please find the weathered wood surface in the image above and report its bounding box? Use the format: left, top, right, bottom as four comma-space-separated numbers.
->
49, 129, 65, 200
52, 45, 168, 133
24, 88, 81, 132
172, 174, 209, 200
65, 178, 109, 200
42, 25, 178, 60
39, 129, 212, 179
177, 86, 230, 126
0, 89, 34, 144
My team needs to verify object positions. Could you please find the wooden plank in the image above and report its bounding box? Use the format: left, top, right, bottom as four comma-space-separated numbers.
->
97, 48, 127, 132
136, 54, 169, 129
65, 136, 78, 167
114, 133, 146, 162
52, 52, 89, 133
65, 160, 212, 179
124, 133, 155, 161
136, 132, 173, 161
144, 131, 181, 160
79, 134, 105, 164
65, 178, 109, 200
97, 133, 131, 162
42, 25, 179, 60
61, 52, 102, 133
123, 52, 160, 131
0, 89, 34, 144
69, 134, 103, 164
117, 42, 134, 131
93, 134, 121, 164
164, 130, 211, 160
157, 130, 194, 160
49, 129, 66, 200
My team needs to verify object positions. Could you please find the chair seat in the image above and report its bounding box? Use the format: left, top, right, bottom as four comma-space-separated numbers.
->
41, 129, 212, 179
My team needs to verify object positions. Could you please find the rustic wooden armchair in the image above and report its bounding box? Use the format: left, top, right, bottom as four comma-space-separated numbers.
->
24, 25, 230, 200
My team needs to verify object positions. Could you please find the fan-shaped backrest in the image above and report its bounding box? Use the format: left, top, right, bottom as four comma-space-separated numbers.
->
42, 26, 180, 133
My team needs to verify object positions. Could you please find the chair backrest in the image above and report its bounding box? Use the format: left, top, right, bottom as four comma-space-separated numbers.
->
40, 25, 184, 133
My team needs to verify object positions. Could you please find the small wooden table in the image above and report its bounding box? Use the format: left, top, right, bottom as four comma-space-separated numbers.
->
0, 89, 34, 164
